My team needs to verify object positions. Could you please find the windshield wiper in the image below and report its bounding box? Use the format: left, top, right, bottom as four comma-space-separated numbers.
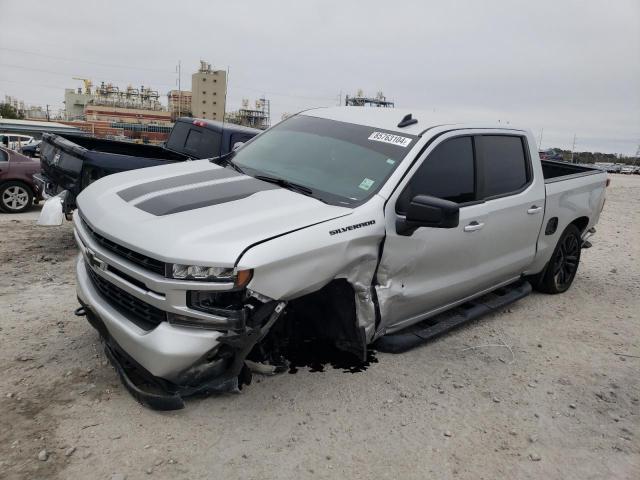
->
254, 175, 313, 196
210, 151, 244, 174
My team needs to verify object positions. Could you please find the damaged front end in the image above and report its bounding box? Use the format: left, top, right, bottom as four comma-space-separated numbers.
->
79, 294, 286, 410
73, 211, 376, 410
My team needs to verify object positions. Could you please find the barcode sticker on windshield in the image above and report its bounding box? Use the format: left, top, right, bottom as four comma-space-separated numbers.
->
368, 132, 412, 147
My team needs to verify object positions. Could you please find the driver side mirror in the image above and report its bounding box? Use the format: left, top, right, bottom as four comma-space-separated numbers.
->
232, 141, 244, 151
397, 194, 460, 236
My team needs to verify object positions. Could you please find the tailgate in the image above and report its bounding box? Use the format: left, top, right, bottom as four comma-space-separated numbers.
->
40, 134, 86, 193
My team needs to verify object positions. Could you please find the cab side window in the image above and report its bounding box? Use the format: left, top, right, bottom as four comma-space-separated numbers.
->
396, 136, 476, 214
480, 135, 529, 198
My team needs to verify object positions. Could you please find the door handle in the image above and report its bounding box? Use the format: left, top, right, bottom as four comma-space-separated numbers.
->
464, 221, 485, 232
527, 206, 543, 214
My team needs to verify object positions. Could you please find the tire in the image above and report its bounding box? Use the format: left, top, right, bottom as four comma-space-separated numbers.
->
0, 181, 34, 213
532, 224, 582, 294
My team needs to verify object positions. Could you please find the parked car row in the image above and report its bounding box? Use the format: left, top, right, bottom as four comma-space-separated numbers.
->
595, 163, 640, 174
0, 133, 37, 151
620, 165, 640, 174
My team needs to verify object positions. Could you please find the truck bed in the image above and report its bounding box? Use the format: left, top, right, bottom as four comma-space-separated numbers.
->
526, 160, 607, 275
54, 134, 188, 160
39, 133, 188, 204
541, 159, 603, 183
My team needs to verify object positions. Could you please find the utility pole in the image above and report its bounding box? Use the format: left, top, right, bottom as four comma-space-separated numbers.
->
570, 134, 577, 163
223, 66, 229, 126
176, 60, 182, 118
538, 128, 544, 149
45, 104, 50, 121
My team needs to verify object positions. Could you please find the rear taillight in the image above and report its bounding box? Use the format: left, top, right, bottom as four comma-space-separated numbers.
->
192, 120, 206, 127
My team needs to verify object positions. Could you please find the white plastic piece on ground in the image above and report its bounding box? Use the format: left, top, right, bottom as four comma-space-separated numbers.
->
244, 360, 279, 375
36, 191, 68, 226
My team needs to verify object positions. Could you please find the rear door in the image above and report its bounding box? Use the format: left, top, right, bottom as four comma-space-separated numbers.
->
473, 133, 545, 286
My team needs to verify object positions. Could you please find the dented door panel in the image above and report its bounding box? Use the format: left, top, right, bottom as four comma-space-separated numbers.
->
376, 202, 490, 332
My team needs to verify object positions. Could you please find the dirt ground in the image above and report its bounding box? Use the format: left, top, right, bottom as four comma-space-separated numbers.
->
0, 175, 638, 480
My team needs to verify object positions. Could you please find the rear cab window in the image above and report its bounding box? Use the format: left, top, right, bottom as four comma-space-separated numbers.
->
479, 135, 530, 198
166, 121, 222, 159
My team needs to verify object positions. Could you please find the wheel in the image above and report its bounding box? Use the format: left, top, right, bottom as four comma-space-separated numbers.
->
0, 181, 34, 213
532, 224, 582, 294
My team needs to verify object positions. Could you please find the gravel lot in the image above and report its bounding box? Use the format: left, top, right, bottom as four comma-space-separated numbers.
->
1, 175, 638, 480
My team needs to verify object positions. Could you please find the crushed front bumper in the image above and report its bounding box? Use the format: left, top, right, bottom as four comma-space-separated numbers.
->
76, 256, 286, 410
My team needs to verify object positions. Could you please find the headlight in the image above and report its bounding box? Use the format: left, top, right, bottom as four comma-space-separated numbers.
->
169, 263, 253, 287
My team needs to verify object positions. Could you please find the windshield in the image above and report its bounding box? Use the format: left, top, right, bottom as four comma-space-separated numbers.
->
231, 115, 418, 206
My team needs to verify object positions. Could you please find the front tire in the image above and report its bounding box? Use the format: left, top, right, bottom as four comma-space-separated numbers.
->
0, 181, 34, 213
532, 224, 582, 294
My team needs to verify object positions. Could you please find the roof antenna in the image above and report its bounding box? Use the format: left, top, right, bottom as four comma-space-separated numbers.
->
397, 113, 417, 128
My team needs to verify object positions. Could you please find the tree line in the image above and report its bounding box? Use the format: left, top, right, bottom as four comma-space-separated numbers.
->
547, 148, 638, 165
0, 102, 25, 119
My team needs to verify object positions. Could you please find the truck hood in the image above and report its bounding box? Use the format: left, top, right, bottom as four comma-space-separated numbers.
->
77, 159, 351, 265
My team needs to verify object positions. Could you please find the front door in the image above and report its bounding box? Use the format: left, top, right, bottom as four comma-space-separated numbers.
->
376, 134, 490, 332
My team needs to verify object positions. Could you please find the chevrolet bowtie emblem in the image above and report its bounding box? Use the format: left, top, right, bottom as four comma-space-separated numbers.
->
86, 248, 108, 271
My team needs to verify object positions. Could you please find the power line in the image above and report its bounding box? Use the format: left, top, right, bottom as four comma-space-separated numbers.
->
0, 47, 170, 73
0, 77, 69, 90
0, 62, 176, 88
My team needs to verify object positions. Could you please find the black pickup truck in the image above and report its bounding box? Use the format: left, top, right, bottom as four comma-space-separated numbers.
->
34, 117, 260, 220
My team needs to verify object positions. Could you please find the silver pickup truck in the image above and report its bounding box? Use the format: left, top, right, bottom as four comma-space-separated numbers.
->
72, 107, 607, 409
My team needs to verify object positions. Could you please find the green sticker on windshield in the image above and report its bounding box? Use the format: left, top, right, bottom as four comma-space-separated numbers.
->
386, 158, 396, 165
359, 178, 375, 191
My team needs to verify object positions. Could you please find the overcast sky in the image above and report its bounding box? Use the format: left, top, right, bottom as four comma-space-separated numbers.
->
1, 0, 638, 154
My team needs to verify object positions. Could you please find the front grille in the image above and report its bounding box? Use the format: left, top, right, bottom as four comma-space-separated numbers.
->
87, 266, 166, 330
82, 219, 165, 275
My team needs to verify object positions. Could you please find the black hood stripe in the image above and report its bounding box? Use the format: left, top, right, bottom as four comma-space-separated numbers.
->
134, 177, 280, 216
118, 167, 240, 202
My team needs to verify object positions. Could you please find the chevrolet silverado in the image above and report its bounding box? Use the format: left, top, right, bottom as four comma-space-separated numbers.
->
72, 107, 607, 409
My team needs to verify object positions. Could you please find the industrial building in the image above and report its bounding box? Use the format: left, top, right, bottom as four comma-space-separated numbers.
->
345, 90, 394, 108
63, 79, 172, 143
3, 95, 55, 120
167, 90, 192, 120
191, 61, 226, 121
226, 97, 271, 130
